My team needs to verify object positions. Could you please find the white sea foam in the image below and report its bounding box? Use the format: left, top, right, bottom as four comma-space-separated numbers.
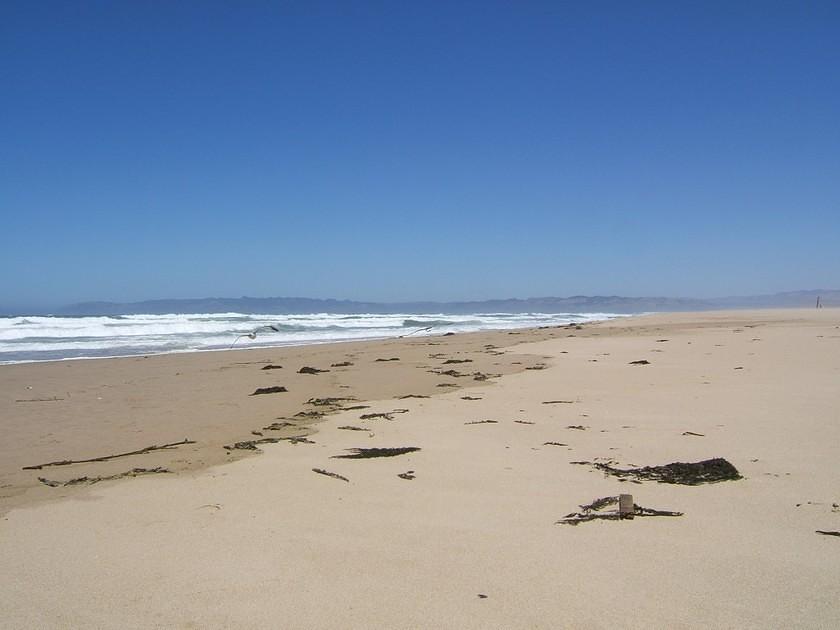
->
0, 312, 625, 364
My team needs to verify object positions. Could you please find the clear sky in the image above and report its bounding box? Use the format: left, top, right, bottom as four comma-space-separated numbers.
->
2, 1, 838, 310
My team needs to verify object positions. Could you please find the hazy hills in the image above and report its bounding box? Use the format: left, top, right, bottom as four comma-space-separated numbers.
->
47, 290, 839, 316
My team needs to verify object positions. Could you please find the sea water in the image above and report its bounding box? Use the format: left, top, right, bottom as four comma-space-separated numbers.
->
0, 312, 622, 364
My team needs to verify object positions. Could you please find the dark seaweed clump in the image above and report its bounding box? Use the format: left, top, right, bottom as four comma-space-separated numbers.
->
332, 447, 420, 460
593, 458, 742, 485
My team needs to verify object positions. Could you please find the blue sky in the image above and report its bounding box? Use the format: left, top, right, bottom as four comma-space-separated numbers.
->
2, 1, 838, 310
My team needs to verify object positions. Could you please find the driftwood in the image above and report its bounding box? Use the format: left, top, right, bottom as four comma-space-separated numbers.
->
332, 447, 420, 460
312, 468, 349, 482
22, 439, 195, 470
557, 495, 683, 525
250, 386, 287, 395
38, 467, 170, 487
581, 458, 742, 485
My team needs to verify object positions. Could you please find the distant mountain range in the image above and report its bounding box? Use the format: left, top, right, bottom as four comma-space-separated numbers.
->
44, 289, 840, 316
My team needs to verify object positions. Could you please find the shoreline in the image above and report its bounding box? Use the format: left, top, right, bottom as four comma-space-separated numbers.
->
2, 308, 838, 628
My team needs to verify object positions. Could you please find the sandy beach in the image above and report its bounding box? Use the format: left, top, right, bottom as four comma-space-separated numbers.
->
1, 309, 839, 628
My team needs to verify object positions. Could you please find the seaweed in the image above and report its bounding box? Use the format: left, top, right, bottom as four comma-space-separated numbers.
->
375, 357, 400, 362
816, 530, 840, 537
224, 436, 314, 450
307, 397, 356, 406
465, 420, 498, 425
260, 364, 283, 370
250, 386, 288, 395
398, 470, 416, 480
38, 467, 170, 487
442, 359, 472, 364
337, 425, 367, 431
331, 361, 354, 367
629, 360, 650, 365
543, 442, 568, 447
23, 439, 195, 470
542, 400, 575, 404
298, 366, 329, 374
332, 447, 420, 459
585, 458, 742, 485
398, 394, 430, 399
312, 468, 349, 482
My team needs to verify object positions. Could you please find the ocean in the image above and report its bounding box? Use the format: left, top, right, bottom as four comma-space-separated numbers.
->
0, 312, 622, 364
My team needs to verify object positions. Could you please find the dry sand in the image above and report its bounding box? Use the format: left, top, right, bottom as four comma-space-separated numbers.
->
1, 309, 838, 628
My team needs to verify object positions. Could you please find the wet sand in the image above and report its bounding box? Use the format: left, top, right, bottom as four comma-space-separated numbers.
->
1, 309, 839, 628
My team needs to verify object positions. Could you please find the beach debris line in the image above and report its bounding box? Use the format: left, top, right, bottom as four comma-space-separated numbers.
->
22, 438, 196, 470
332, 447, 420, 460
38, 467, 170, 487
250, 386, 287, 395
557, 493, 683, 525
312, 468, 349, 482
576, 457, 742, 485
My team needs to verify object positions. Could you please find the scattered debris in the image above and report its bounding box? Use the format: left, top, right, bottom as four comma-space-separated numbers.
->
682, 431, 705, 437
312, 468, 349, 482
23, 439, 196, 470
431, 369, 466, 377
580, 458, 742, 485
465, 420, 498, 425
298, 366, 329, 374
332, 447, 420, 459
331, 361, 354, 367
260, 364, 283, 370
295, 411, 323, 419
398, 470, 416, 480
557, 494, 683, 525
38, 467, 170, 487
629, 360, 651, 365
